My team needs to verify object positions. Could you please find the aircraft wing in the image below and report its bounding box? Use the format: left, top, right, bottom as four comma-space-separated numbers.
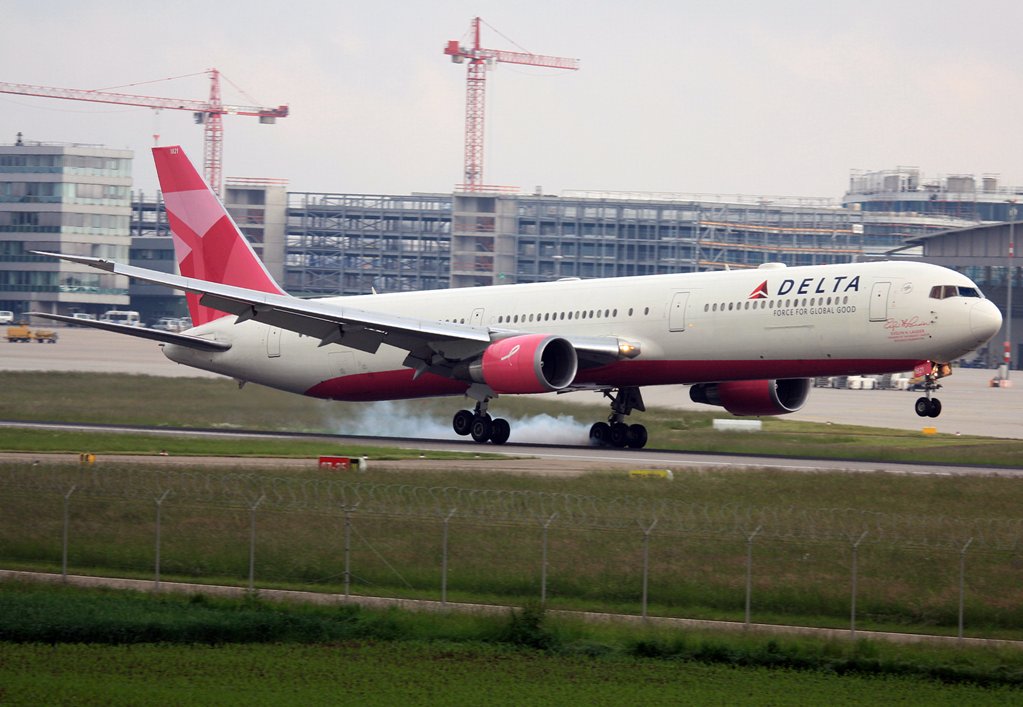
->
34, 253, 631, 376
29, 312, 231, 352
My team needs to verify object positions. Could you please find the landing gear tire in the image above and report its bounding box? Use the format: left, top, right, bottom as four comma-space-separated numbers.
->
453, 409, 474, 436
626, 424, 648, 449
470, 416, 493, 443
914, 397, 942, 418
609, 422, 629, 448
590, 387, 649, 449
914, 397, 930, 417
490, 418, 511, 445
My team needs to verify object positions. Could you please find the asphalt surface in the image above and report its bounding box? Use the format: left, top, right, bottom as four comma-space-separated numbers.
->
1, 420, 1017, 478
3, 326, 1021, 441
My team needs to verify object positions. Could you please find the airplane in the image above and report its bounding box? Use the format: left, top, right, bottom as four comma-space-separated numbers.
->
33, 146, 1003, 449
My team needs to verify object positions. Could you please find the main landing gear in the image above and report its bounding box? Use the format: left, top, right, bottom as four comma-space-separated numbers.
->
589, 386, 648, 449
452, 399, 511, 445
914, 365, 945, 418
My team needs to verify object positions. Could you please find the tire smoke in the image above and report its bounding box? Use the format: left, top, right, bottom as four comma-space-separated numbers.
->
325, 401, 591, 445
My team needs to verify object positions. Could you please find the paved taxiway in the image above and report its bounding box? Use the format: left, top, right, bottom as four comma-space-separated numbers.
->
4, 327, 1020, 440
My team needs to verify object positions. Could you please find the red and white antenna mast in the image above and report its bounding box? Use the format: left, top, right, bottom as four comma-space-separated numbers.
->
444, 17, 578, 191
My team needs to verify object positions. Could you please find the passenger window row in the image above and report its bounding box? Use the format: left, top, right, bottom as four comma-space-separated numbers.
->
441, 306, 655, 326
703, 295, 851, 312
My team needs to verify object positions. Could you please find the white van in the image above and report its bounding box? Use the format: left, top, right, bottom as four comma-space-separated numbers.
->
100, 310, 142, 327
0, 310, 13, 325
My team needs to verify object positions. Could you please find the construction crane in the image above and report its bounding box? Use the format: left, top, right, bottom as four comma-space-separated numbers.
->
445, 17, 578, 191
0, 68, 288, 196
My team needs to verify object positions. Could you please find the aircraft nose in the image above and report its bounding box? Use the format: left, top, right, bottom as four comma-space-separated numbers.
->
970, 299, 1003, 340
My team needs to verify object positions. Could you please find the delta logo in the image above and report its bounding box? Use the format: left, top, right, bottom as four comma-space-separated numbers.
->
747, 275, 861, 299
748, 281, 769, 299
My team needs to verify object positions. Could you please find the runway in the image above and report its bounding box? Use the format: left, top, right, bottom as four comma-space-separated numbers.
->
2, 420, 1017, 478
4, 327, 1021, 439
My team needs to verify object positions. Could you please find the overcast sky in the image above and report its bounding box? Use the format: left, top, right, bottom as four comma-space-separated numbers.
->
3, 1, 1023, 199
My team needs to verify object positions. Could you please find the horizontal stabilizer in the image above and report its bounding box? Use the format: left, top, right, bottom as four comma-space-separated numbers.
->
28, 313, 231, 352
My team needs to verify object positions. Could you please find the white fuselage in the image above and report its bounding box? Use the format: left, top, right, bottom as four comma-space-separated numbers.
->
163, 260, 1001, 401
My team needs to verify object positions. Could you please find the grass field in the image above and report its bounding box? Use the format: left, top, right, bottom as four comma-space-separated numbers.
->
1, 584, 1021, 704
2, 371, 1022, 465
3, 459, 1023, 638
0, 427, 493, 460
5, 641, 1021, 705
2, 370, 1022, 701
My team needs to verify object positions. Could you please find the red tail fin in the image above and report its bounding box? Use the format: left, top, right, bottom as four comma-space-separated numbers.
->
153, 146, 285, 326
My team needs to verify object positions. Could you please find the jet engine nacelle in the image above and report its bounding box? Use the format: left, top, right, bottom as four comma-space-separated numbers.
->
689, 378, 812, 416
467, 334, 578, 394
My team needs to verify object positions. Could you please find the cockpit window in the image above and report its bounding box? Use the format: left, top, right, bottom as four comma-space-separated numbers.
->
929, 285, 982, 299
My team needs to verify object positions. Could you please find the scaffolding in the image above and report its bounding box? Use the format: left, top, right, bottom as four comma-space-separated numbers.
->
285, 193, 452, 295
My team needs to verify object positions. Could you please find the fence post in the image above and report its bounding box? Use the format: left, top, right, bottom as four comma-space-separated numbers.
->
850, 530, 868, 639
154, 489, 171, 589
248, 495, 265, 592
441, 508, 456, 606
744, 525, 762, 627
540, 513, 558, 605
958, 537, 974, 643
342, 504, 359, 599
639, 519, 658, 620
61, 485, 76, 582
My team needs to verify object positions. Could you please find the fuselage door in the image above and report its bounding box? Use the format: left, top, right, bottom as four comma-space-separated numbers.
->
869, 282, 891, 322
470, 308, 485, 327
669, 291, 690, 332
267, 327, 282, 358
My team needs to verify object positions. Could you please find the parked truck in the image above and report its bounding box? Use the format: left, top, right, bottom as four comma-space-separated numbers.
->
5, 324, 58, 343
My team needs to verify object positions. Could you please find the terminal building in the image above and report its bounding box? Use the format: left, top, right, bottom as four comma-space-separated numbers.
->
2, 140, 1017, 369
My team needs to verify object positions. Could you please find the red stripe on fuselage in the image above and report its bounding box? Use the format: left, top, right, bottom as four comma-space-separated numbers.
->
305, 369, 470, 402
303, 358, 925, 402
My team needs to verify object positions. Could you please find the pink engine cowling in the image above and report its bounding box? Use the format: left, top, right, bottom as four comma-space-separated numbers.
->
469, 334, 578, 394
689, 378, 812, 416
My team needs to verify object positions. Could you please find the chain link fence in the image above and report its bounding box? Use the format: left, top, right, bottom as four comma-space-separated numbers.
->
2, 463, 1021, 639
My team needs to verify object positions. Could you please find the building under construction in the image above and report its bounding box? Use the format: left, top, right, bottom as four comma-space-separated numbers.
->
279, 181, 986, 298
1, 142, 1016, 360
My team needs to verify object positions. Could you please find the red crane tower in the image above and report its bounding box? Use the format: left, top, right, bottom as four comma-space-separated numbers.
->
0, 68, 288, 196
445, 17, 578, 191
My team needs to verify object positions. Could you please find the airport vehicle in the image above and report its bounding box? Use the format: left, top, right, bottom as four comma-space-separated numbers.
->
69, 313, 97, 327
100, 310, 141, 327
5, 324, 32, 342
152, 317, 186, 332
5, 324, 57, 343
32, 146, 1003, 448
0, 310, 13, 325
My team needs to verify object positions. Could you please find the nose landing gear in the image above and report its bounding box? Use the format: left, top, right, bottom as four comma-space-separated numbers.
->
452, 399, 511, 445
913, 364, 947, 418
589, 386, 648, 449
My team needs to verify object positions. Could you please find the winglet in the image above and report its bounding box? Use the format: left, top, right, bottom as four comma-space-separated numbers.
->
153, 146, 285, 326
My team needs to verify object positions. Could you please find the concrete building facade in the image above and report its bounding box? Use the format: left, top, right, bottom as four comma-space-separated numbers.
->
0, 140, 132, 318
5, 140, 1012, 347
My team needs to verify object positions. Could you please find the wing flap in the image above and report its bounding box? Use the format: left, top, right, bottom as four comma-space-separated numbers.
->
29, 313, 231, 352
32, 252, 493, 358
32, 252, 639, 377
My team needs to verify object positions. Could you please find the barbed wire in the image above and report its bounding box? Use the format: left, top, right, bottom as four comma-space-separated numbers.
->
2, 463, 1021, 552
